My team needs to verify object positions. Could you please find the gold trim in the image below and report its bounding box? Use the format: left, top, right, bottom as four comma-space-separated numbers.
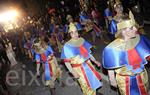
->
67, 37, 84, 47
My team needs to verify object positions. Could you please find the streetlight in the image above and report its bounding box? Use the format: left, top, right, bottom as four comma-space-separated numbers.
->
0, 9, 20, 32
0, 10, 18, 22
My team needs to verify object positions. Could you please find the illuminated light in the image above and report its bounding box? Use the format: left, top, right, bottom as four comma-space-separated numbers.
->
0, 9, 21, 32
0, 10, 19, 22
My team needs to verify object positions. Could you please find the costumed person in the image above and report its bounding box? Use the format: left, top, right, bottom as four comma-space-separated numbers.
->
91, 7, 100, 26
79, 13, 102, 44
61, 23, 102, 95
49, 18, 60, 53
79, 13, 93, 34
66, 15, 83, 33
109, 1, 128, 39
23, 36, 34, 60
91, 7, 103, 39
53, 24, 63, 53
23, 31, 33, 59
104, 0, 115, 29
33, 37, 62, 95
104, 0, 115, 41
113, 1, 127, 23
102, 11, 150, 95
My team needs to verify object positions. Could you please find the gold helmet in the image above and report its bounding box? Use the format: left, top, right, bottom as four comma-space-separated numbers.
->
115, 11, 138, 37
68, 23, 77, 33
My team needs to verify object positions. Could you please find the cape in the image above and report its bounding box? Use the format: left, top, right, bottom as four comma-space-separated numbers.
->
61, 38, 92, 61
103, 35, 150, 74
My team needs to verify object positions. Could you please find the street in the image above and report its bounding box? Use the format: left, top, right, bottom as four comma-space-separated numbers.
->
6, 24, 150, 95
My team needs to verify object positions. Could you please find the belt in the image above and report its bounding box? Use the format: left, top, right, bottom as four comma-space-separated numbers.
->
71, 59, 89, 68
117, 71, 144, 77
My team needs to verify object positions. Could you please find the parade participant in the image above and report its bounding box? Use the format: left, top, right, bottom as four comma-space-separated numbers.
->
110, 1, 145, 39
91, 7, 102, 37
56, 25, 64, 52
109, 1, 128, 40
23, 37, 34, 59
66, 14, 83, 32
91, 7, 101, 27
80, 13, 102, 44
113, 1, 127, 23
61, 23, 102, 95
23, 31, 33, 59
79, 13, 92, 33
104, 0, 115, 30
49, 18, 62, 53
33, 37, 61, 95
103, 11, 150, 95
104, 0, 116, 41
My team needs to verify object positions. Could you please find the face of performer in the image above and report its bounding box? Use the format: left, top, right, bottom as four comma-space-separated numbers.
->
68, 17, 73, 23
70, 29, 79, 39
115, 4, 123, 14
122, 26, 137, 40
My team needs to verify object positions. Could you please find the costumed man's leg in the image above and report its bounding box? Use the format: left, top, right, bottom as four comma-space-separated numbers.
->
78, 80, 96, 95
53, 56, 65, 87
48, 56, 57, 95
116, 74, 130, 95
140, 69, 149, 94
49, 80, 56, 95
36, 62, 40, 77
116, 69, 149, 95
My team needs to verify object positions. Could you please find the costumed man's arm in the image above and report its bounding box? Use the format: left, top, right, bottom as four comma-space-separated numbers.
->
48, 54, 59, 68
36, 60, 41, 76
52, 55, 62, 78
104, 9, 112, 29
90, 54, 101, 67
64, 62, 80, 79
48, 45, 59, 67
48, 51, 62, 75
103, 47, 117, 88
108, 70, 117, 88
61, 44, 80, 79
